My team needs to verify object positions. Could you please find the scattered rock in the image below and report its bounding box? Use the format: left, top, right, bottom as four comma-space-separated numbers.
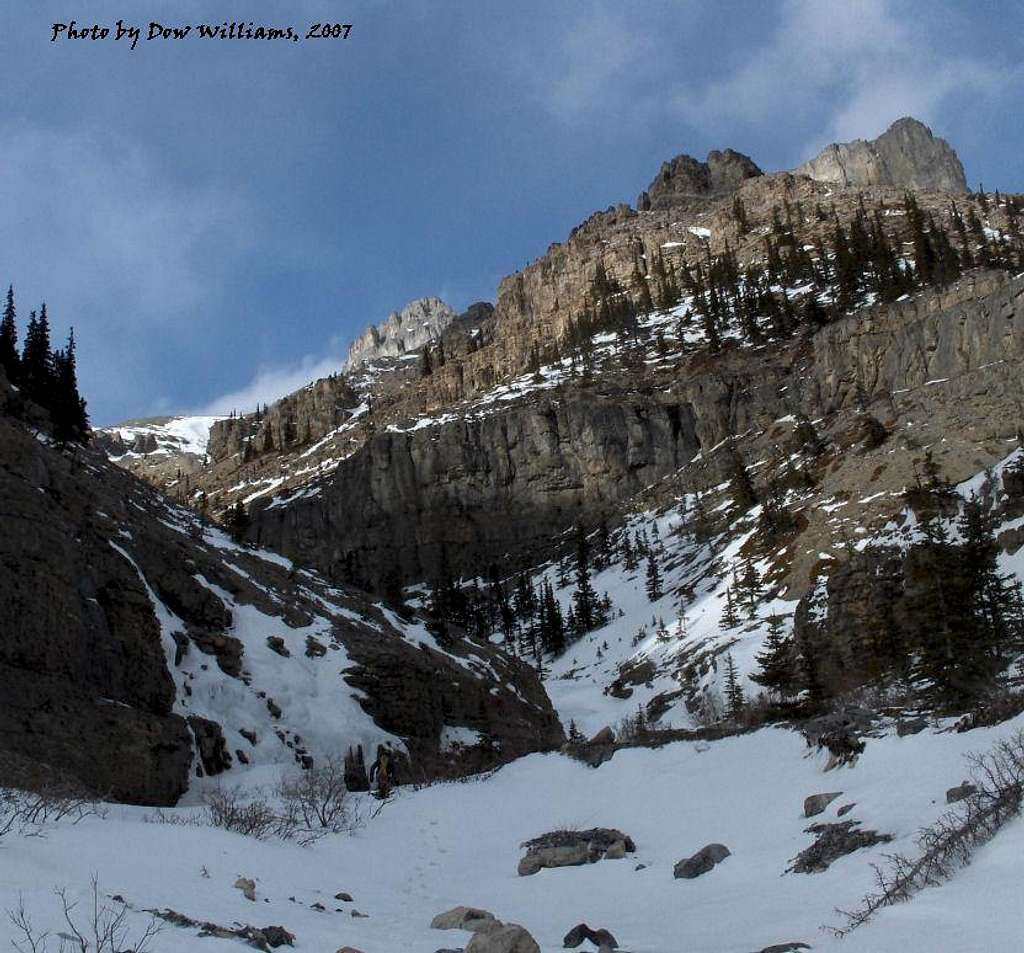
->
603, 840, 627, 860
519, 828, 635, 876
946, 780, 978, 804
673, 843, 731, 879
188, 716, 233, 777
147, 908, 293, 951
334, 892, 354, 902
335, 948, 366, 953
266, 636, 290, 657
310, 902, 326, 912
803, 792, 842, 818
432, 907, 500, 932
262, 926, 296, 948
752, 944, 811, 953
351, 909, 369, 918
897, 717, 928, 737
466, 923, 540, 953
587, 727, 615, 746
564, 922, 619, 948
787, 821, 893, 874
836, 803, 856, 817
305, 636, 327, 658
234, 877, 257, 902
518, 845, 588, 876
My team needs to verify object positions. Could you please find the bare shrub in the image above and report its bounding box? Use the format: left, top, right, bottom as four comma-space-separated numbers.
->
202, 787, 288, 841
0, 785, 101, 841
829, 730, 1024, 936
8, 876, 160, 953
149, 771, 364, 846
276, 760, 360, 843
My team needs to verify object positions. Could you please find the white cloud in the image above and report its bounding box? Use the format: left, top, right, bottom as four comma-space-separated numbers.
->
0, 125, 256, 421
671, 0, 1005, 159
196, 352, 343, 415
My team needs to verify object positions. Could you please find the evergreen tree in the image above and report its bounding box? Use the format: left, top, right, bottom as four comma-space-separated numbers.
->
720, 585, 740, 628
0, 285, 18, 382
21, 305, 53, 405
227, 500, 250, 543
724, 653, 745, 718
644, 551, 662, 601
726, 445, 757, 511
751, 614, 799, 697
571, 524, 599, 635
540, 578, 566, 655
622, 531, 637, 571
51, 328, 90, 444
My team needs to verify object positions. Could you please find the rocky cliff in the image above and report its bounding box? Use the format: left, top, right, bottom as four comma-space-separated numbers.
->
638, 147, 762, 210
795, 116, 968, 192
343, 296, 458, 372
243, 269, 1024, 591
0, 367, 563, 804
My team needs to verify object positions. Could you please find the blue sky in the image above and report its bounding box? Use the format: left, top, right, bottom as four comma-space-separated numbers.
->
1, 0, 1021, 424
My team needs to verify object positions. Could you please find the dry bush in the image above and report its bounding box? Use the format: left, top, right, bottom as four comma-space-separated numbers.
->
276, 760, 361, 843
8, 876, 159, 953
202, 787, 293, 841
829, 730, 1024, 936
148, 764, 364, 846
0, 785, 102, 841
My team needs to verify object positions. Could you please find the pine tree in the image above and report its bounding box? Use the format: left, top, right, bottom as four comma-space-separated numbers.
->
644, 551, 662, 601
720, 585, 740, 628
0, 285, 18, 383
541, 578, 566, 655
726, 445, 757, 511
622, 532, 637, 571
21, 305, 53, 405
51, 328, 90, 444
724, 653, 745, 719
572, 525, 598, 635
227, 500, 250, 543
751, 614, 799, 697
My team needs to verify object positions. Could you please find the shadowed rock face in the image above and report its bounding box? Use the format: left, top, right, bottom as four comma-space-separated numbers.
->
638, 148, 762, 210
795, 117, 967, 192
0, 367, 563, 804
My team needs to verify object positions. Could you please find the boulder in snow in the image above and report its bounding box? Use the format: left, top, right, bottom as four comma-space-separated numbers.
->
432, 906, 501, 933
234, 877, 257, 901
518, 829, 635, 875
466, 923, 540, 953
803, 792, 842, 817
673, 843, 730, 879
563, 922, 619, 948
946, 780, 978, 804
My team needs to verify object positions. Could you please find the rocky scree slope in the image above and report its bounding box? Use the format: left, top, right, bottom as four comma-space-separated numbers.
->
0, 365, 562, 805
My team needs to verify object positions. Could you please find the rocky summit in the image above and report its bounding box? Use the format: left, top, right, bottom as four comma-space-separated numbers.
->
795, 116, 968, 192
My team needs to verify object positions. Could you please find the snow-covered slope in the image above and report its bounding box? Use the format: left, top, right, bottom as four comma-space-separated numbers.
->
100, 415, 224, 460
3, 714, 1021, 952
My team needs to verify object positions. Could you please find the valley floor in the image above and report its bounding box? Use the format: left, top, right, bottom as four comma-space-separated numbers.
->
3, 715, 1022, 953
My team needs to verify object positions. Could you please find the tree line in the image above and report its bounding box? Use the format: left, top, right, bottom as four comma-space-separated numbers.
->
0, 286, 89, 444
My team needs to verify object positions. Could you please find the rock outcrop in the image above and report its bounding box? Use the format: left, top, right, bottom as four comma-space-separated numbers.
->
0, 368, 564, 804
795, 117, 967, 192
638, 148, 762, 210
343, 297, 457, 372
673, 843, 731, 879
